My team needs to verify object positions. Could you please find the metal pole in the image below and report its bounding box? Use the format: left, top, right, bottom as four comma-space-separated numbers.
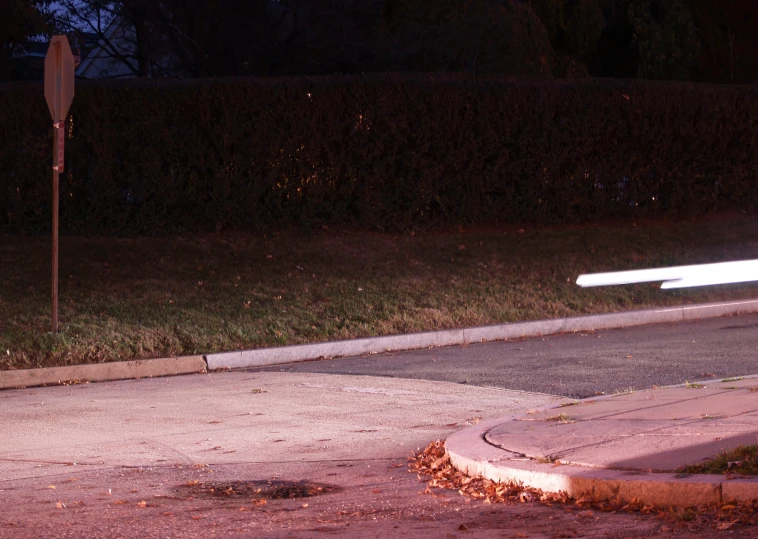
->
52, 42, 61, 334
52, 140, 59, 333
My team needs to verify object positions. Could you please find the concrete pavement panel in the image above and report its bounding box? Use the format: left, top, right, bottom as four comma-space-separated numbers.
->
0, 371, 563, 482
447, 379, 758, 507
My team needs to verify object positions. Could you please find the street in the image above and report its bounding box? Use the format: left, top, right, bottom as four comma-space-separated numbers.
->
254, 313, 758, 398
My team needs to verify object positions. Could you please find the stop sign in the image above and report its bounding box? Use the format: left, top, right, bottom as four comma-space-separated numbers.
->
44, 35, 75, 123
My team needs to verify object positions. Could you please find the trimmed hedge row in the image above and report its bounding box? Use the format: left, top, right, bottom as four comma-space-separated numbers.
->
1, 74, 757, 235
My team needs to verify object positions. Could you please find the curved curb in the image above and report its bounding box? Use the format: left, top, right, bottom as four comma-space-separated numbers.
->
445, 396, 758, 508
0, 356, 207, 390
206, 298, 758, 370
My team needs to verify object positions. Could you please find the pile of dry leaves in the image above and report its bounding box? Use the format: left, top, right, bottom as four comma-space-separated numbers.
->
409, 440, 758, 531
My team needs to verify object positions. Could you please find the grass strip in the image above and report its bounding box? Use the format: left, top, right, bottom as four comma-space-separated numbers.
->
678, 444, 758, 476
2, 212, 758, 370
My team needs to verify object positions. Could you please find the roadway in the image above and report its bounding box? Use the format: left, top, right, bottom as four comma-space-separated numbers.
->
252, 313, 758, 398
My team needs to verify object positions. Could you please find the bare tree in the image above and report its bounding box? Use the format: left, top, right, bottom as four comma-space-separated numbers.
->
1, 0, 51, 78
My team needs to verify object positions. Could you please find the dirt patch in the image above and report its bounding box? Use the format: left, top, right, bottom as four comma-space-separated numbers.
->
177, 479, 341, 500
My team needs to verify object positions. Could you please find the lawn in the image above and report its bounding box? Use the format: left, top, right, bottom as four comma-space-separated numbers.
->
678, 444, 758, 476
2, 212, 757, 370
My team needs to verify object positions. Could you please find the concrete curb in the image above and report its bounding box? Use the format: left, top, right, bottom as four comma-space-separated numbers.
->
4, 297, 757, 391
0, 356, 207, 390
445, 401, 758, 508
206, 298, 758, 370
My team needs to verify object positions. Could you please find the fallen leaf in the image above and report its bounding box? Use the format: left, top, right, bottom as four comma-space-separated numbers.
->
55, 502, 65, 509
137, 500, 147, 508
47, 485, 56, 490
721, 504, 736, 511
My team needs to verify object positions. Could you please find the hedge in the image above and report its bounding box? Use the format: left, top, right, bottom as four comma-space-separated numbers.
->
1, 74, 757, 235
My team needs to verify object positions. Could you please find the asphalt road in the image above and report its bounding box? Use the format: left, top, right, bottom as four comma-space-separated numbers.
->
253, 313, 758, 399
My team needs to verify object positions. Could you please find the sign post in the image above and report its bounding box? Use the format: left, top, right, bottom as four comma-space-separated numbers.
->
44, 36, 75, 333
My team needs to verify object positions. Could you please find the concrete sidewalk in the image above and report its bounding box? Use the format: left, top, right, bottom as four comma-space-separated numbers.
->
447, 375, 758, 508
1, 370, 585, 538
0, 371, 561, 482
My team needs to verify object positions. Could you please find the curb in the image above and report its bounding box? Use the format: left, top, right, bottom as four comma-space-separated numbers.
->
205, 298, 758, 370
3, 298, 757, 391
0, 356, 207, 390
445, 392, 758, 508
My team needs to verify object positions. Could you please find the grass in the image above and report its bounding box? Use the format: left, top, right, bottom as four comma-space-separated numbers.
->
544, 414, 574, 423
678, 444, 758, 476
559, 401, 581, 407
2, 212, 758, 370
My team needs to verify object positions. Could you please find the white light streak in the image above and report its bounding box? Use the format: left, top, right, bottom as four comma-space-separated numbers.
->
576, 259, 758, 289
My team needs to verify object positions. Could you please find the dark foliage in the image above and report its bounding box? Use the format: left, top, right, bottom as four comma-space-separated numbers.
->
2, 74, 757, 235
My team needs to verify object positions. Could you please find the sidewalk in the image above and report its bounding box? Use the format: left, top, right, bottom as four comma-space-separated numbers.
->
5, 370, 623, 538
3, 363, 758, 535
446, 375, 758, 508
